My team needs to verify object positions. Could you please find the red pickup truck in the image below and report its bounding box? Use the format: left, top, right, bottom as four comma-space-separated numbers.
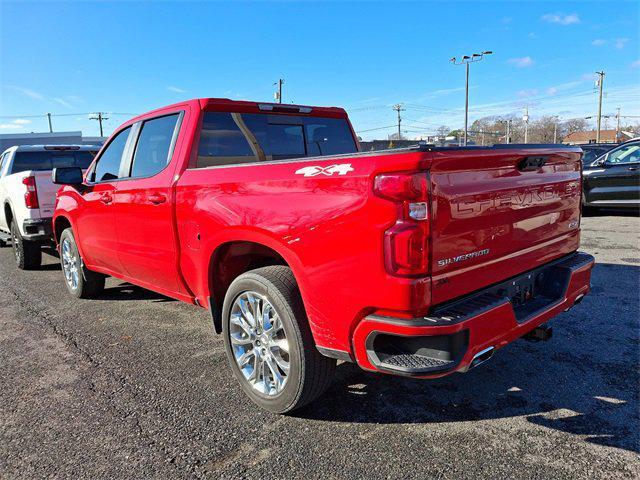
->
52, 98, 594, 413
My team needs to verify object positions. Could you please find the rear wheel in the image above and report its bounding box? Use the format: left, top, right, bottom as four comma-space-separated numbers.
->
222, 266, 336, 413
59, 228, 105, 299
11, 221, 41, 270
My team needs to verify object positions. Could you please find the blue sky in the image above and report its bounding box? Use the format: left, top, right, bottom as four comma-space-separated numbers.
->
1, 1, 638, 139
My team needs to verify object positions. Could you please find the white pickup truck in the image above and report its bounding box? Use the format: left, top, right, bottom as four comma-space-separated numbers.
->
0, 145, 99, 269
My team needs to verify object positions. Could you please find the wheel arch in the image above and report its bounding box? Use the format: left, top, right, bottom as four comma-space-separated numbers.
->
3, 200, 14, 227
53, 215, 72, 245
207, 237, 305, 334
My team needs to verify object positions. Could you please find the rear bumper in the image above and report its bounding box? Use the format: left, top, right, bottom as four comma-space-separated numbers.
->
352, 252, 595, 377
22, 218, 53, 241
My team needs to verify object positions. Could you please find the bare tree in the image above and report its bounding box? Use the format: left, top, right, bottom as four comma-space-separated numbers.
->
436, 125, 450, 137
561, 118, 589, 138
530, 116, 558, 143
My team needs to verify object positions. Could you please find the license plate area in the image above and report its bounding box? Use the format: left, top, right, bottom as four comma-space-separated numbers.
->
497, 265, 571, 323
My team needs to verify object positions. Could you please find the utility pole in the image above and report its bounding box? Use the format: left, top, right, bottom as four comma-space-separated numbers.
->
523, 107, 529, 143
505, 119, 511, 144
595, 71, 605, 143
392, 104, 405, 140
451, 50, 493, 146
553, 116, 558, 143
616, 107, 621, 143
90, 112, 108, 137
274, 78, 284, 103
46, 113, 53, 133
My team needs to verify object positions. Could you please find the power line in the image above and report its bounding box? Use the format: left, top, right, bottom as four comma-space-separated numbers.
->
0, 111, 137, 119
89, 112, 109, 137
355, 125, 397, 133
392, 104, 405, 139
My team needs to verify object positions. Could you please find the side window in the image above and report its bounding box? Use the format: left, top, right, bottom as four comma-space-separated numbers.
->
92, 127, 131, 182
130, 114, 180, 178
197, 113, 257, 167
606, 143, 640, 165
0, 153, 12, 177
0, 153, 7, 177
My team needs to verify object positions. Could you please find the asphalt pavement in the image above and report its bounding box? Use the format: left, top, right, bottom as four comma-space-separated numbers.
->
1, 211, 638, 479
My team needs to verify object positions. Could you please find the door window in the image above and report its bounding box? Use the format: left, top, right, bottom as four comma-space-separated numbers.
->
129, 114, 180, 178
92, 127, 132, 182
606, 143, 640, 165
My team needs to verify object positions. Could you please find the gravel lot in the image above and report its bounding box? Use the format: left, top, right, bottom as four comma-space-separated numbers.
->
1, 211, 639, 479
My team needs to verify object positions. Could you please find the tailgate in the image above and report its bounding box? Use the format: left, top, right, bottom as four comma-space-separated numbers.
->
33, 171, 58, 217
429, 147, 583, 304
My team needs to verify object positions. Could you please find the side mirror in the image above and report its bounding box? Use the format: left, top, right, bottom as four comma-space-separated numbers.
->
590, 155, 608, 168
52, 167, 84, 185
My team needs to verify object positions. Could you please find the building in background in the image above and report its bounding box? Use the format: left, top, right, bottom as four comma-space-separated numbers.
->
563, 129, 634, 145
0, 131, 106, 153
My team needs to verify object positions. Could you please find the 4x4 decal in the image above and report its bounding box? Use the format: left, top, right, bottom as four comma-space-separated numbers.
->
295, 164, 354, 177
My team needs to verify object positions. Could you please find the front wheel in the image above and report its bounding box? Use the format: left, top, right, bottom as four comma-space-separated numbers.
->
59, 228, 105, 299
222, 266, 336, 413
11, 221, 41, 270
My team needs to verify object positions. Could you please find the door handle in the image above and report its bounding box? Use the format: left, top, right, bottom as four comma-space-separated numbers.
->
100, 193, 113, 204
148, 194, 166, 205
628, 166, 638, 171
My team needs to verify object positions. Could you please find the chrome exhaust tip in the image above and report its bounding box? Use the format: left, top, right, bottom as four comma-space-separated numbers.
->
470, 346, 494, 369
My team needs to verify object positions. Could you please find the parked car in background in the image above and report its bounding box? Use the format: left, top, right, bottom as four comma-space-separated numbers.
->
582, 138, 640, 209
579, 143, 617, 167
0, 145, 99, 268
52, 98, 593, 413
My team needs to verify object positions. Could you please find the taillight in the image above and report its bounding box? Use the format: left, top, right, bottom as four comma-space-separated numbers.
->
374, 172, 430, 276
23, 176, 39, 209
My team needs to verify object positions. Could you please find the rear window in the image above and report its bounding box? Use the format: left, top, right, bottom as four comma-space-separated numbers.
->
10, 151, 96, 174
197, 112, 356, 168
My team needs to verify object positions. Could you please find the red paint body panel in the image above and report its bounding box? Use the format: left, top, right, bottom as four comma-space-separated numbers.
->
53, 98, 593, 378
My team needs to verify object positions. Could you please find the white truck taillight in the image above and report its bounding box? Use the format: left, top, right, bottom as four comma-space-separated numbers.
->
373, 172, 430, 276
23, 176, 39, 209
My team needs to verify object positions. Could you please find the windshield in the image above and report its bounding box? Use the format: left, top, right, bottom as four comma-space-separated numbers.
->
197, 112, 357, 167
11, 151, 97, 174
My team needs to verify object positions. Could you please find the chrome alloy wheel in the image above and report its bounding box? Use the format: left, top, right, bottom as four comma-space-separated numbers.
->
229, 291, 290, 396
61, 238, 79, 291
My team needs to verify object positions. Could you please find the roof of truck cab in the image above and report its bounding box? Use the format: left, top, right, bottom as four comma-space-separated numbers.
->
127, 98, 349, 124
2, 144, 100, 155
199, 98, 348, 116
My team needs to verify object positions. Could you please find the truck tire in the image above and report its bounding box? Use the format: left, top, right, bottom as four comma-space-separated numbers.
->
222, 266, 336, 413
59, 228, 105, 299
11, 221, 41, 270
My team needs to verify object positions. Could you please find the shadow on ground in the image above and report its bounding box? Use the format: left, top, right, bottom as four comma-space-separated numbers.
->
98, 282, 176, 302
297, 263, 640, 454
582, 207, 640, 218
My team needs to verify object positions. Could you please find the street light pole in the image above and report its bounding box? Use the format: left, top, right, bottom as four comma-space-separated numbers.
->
464, 62, 469, 146
451, 51, 492, 146
595, 71, 605, 143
